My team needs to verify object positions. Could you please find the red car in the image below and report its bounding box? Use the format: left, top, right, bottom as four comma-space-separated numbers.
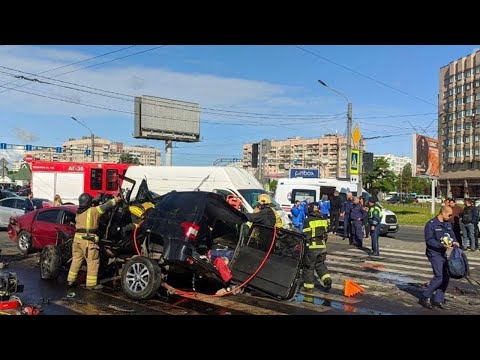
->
8, 205, 77, 256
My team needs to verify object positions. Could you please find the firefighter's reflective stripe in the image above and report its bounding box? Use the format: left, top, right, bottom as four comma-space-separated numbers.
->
304, 283, 314, 289
320, 274, 331, 281
309, 241, 326, 249
303, 219, 328, 237
86, 275, 97, 287
129, 205, 144, 218
271, 208, 283, 228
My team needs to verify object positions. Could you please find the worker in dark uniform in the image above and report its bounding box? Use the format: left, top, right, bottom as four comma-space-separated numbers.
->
329, 190, 342, 235
419, 206, 459, 310
302, 204, 332, 292
67, 192, 121, 289
341, 192, 353, 242
350, 197, 366, 248
367, 197, 383, 256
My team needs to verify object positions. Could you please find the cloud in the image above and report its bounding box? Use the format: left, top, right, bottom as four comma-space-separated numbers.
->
15, 128, 39, 142
0, 46, 307, 121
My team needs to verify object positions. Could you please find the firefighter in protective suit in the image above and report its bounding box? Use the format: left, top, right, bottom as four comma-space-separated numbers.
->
244, 194, 283, 228
67, 192, 121, 289
302, 205, 332, 292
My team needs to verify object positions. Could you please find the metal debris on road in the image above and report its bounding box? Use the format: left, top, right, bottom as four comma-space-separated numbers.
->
107, 304, 135, 313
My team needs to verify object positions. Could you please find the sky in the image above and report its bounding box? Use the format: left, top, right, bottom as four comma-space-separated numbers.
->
0, 44, 479, 167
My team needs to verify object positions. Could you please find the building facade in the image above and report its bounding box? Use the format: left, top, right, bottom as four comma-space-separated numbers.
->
27, 137, 161, 165
242, 135, 349, 179
374, 154, 412, 175
438, 49, 480, 198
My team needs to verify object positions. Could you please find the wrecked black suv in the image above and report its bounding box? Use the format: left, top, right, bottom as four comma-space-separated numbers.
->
40, 177, 307, 301
122, 186, 307, 301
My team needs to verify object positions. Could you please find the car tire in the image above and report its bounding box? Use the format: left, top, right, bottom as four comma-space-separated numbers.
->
40, 245, 62, 280
121, 256, 162, 300
17, 230, 32, 256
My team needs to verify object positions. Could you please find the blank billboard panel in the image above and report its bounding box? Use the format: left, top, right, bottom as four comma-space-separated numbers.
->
134, 96, 200, 142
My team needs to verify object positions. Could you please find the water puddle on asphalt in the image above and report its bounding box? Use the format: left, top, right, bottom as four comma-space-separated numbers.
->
293, 293, 394, 315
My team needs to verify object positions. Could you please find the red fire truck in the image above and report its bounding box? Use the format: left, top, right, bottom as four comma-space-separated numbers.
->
30, 161, 132, 204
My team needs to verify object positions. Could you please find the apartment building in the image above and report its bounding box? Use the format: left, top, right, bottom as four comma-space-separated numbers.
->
242, 135, 348, 179
439, 49, 480, 198
374, 154, 411, 175
27, 137, 161, 165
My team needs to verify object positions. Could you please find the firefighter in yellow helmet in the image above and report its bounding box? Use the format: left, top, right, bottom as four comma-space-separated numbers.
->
302, 204, 332, 292
67, 193, 121, 289
244, 194, 282, 228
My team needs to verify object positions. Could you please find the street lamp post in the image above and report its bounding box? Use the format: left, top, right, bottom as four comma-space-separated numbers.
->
71, 117, 94, 162
318, 80, 352, 179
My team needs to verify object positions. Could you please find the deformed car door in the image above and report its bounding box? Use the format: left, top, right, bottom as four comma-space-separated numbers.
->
229, 224, 306, 300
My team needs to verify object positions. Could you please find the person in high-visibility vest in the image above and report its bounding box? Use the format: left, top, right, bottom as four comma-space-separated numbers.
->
367, 197, 383, 256
67, 193, 121, 289
302, 204, 332, 292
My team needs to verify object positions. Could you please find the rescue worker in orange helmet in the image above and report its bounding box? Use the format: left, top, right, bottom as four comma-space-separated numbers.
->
67, 192, 121, 289
302, 204, 332, 292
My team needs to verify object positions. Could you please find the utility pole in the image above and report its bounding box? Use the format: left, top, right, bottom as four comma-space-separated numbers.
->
347, 102, 352, 179
358, 135, 363, 197
318, 80, 351, 179
71, 117, 94, 162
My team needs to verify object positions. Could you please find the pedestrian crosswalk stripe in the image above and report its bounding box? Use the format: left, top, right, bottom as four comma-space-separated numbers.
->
327, 254, 439, 273
335, 248, 480, 266
326, 258, 433, 279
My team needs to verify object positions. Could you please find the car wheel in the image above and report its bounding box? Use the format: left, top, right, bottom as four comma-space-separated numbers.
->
40, 245, 62, 280
17, 230, 32, 256
121, 256, 162, 300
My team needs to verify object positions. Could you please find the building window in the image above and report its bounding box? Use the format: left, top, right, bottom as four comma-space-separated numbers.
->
475, 80, 480, 88
456, 151, 462, 157
466, 69, 472, 77
475, 135, 480, 141
457, 86, 464, 94
466, 109, 473, 117
457, 72, 464, 80
466, 95, 473, 103
448, 126, 454, 132
456, 98, 463, 106
465, 136, 471, 143
456, 136, 462, 144
475, 149, 480, 155
465, 150, 471, 156
466, 83, 472, 91
475, 66, 480, 74
476, 94, 480, 101
465, 123, 471, 130
449, 151, 455, 158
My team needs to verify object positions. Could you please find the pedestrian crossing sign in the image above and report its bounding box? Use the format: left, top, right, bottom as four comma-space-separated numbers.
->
350, 150, 360, 175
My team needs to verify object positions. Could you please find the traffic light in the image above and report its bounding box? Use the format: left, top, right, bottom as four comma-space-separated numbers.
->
363, 152, 374, 173
251, 143, 259, 168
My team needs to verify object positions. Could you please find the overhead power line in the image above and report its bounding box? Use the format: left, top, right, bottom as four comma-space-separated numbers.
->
0, 45, 137, 95
295, 45, 438, 107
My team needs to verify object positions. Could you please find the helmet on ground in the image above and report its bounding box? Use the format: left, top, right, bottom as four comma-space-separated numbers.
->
257, 194, 272, 205
78, 193, 93, 207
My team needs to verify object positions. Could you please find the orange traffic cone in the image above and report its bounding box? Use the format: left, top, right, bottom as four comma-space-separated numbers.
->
344, 279, 364, 297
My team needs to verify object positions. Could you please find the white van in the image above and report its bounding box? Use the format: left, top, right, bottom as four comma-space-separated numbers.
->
274, 177, 399, 235
122, 166, 292, 229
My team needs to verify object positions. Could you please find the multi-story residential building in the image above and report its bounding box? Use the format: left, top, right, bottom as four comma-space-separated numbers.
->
242, 135, 351, 179
438, 49, 480, 198
374, 154, 412, 175
27, 137, 161, 165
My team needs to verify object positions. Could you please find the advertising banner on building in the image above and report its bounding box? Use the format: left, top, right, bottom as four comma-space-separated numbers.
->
412, 134, 439, 178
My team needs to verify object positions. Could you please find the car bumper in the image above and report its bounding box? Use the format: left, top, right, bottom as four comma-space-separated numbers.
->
380, 223, 399, 235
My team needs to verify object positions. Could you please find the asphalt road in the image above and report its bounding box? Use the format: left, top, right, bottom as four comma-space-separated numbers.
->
2, 227, 480, 316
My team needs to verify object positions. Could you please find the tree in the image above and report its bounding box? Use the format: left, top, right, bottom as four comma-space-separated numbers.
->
269, 179, 278, 193
119, 153, 140, 165
363, 157, 396, 193
399, 163, 413, 194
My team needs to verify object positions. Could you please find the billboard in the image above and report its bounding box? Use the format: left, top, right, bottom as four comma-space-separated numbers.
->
413, 134, 439, 178
289, 168, 319, 178
134, 96, 200, 142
